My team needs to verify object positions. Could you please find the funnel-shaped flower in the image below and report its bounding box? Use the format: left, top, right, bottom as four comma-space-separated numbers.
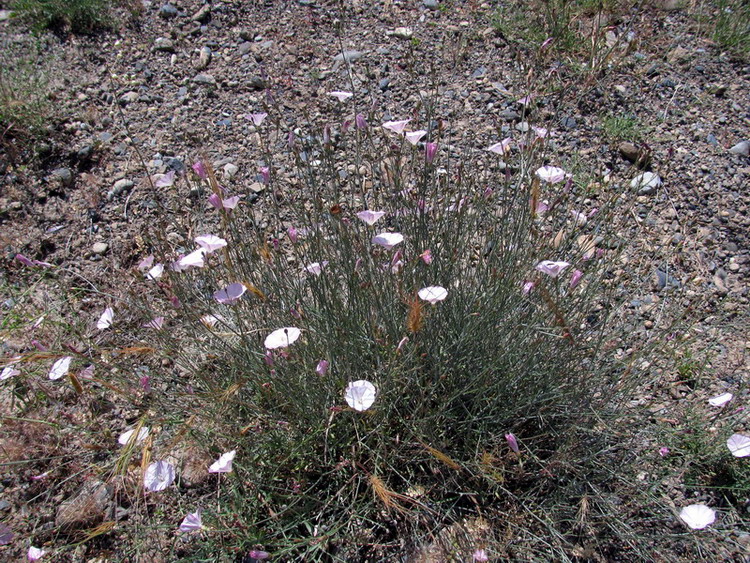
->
329, 91, 353, 102
214, 283, 246, 305
418, 286, 448, 304
144, 460, 175, 492
727, 433, 750, 457
264, 327, 301, 349
536, 260, 570, 278
179, 508, 203, 533
49, 356, 73, 380
679, 504, 715, 530
209, 450, 236, 473
196, 234, 227, 254
357, 210, 386, 225
344, 380, 377, 412
405, 130, 426, 145
382, 119, 410, 135
536, 166, 567, 184
372, 232, 403, 250
97, 307, 114, 330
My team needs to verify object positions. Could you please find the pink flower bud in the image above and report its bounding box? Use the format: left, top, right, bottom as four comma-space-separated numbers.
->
192, 161, 207, 180
260, 166, 270, 184
505, 432, 520, 453
316, 360, 329, 376
425, 142, 438, 163
355, 113, 368, 130
287, 226, 298, 243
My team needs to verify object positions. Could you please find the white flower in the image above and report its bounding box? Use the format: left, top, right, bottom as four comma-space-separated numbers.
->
96, 307, 114, 330
209, 450, 236, 473
329, 91, 353, 102
405, 130, 427, 145
118, 427, 150, 446
535, 166, 567, 184
727, 433, 750, 457
195, 234, 228, 254
708, 393, 732, 407
382, 119, 410, 135
179, 508, 203, 532
356, 210, 386, 226
679, 504, 716, 530
28, 546, 46, 561
344, 380, 377, 412
372, 232, 404, 250
264, 327, 301, 349
144, 460, 175, 492
535, 260, 571, 278
0, 365, 20, 381
146, 263, 164, 281
418, 286, 448, 304
49, 357, 73, 380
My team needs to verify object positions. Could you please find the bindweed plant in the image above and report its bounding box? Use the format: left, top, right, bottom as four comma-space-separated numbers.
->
114, 96, 655, 560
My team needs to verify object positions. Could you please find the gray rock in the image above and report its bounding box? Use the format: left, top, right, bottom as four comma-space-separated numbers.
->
391, 27, 413, 40
112, 179, 134, 197
52, 168, 73, 187
238, 41, 252, 55
92, 242, 109, 255
191, 4, 210, 23
247, 76, 266, 90
153, 38, 175, 53
77, 145, 93, 161
159, 3, 178, 19
0, 10, 12, 21
379, 78, 390, 91
631, 172, 661, 195
423, 0, 438, 9
239, 28, 254, 41
498, 108, 520, 121
249, 182, 265, 194
334, 50, 363, 63
729, 141, 750, 156
119, 91, 139, 105
561, 116, 577, 129
197, 46, 211, 69
223, 163, 239, 178
515, 121, 529, 133
56, 479, 113, 529
193, 73, 216, 85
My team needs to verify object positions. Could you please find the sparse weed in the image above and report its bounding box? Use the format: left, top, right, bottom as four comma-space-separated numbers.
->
712, 0, 750, 58
602, 113, 644, 142
10, 0, 115, 34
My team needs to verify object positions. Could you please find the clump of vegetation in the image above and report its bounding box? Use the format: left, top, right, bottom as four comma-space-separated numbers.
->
602, 113, 644, 142
10, 0, 115, 33
712, 0, 750, 58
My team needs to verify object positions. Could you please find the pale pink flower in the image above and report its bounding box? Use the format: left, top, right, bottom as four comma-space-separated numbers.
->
518, 94, 534, 106
535, 200, 549, 215
209, 450, 236, 473
28, 546, 46, 561
304, 262, 328, 276
1, 365, 20, 381
15, 254, 52, 268
532, 126, 548, 139
487, 138, 512, 155
420, 249, 433, 264
535, 260, 570, 278
372, 232, 404, 250
195, 234, 228, 254
679, 504, 716, 530
418, 286, 448, 305
248, 551, 270, 561
473, 548, 489, 562
264, 327, 301, 349
357, 210, 386, 226
571, 210, 587, 226
536, 166, 567, 184
145, 263, 164, 281
287, 226, 298, 243
344, 380, 377, 412
118, 427, 150, 446
727, 434, 750, 457
144, 460, 175, 492
97, 307, 114, 330
658, 447, 670, 457
201, 314, 222, 328
153, 170, 175, 187
214, 283, 247, 305
174, 248, 206, 271
316, 360, 329, 376
329, 91, 353, 102
138, 255, 155, 271
397, 336, 409, 352
179, 508, 203, 533
405, 130, 427, 145
49, 356, 73, 380
522, 281, 535, 295
246, 112, 267, 126
708, 393, 733, 407
382, 119, 410, 135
